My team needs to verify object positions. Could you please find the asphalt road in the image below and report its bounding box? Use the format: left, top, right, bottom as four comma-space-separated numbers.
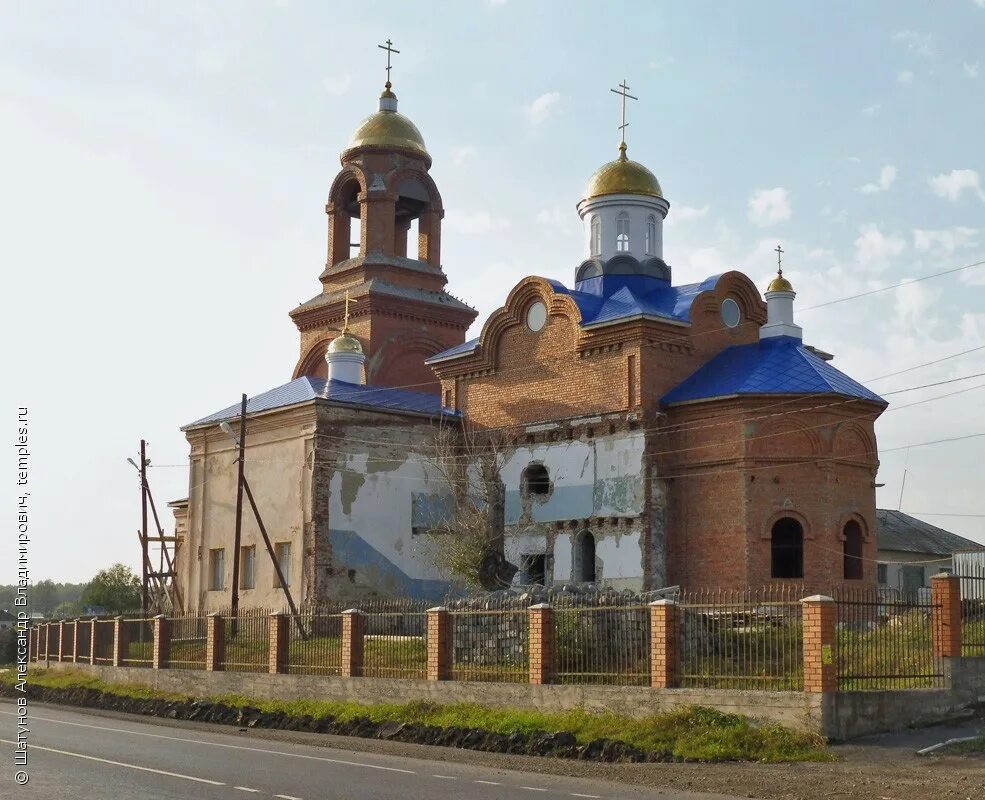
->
1, 700, 741, 800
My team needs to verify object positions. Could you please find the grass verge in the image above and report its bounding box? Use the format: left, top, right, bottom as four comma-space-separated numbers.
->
3, 668, 831, 763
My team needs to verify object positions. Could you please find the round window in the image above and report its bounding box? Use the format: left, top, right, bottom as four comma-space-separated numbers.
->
526, 301, 547, 332
721, 298, 741, 329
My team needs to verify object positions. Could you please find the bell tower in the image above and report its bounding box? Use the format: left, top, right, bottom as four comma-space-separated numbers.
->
291, 41, 476, 394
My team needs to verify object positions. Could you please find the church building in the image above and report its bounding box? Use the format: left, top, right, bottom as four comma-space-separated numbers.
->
173, 67, 886, 613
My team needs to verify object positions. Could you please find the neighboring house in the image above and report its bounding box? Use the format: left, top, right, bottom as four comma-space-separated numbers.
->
876, 509, 985, 592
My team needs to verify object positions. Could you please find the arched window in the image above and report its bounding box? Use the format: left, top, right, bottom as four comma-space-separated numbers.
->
615, 212, 630, 252
771, 517, 804, 579
574, 531, 596, 583
645, 215, 657, 255
590, 215, 601, 256
843, 520, 864, 580
522, 464, 550, 498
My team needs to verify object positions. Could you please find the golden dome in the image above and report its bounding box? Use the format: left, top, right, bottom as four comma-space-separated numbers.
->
344, 89, 429, 162
583, 143, 663, 200
327, 332, 363, 354
767, 272, 794, 293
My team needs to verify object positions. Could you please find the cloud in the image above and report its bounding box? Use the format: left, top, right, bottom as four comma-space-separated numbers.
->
897, 70, 914, 85
451, 145, 476, 166
964, 62, 981, 78
892, 30, 934, 57
929, 169, 985, 202
913, 227, 980, 256
525, 92, 560, 128
534, 206, 574, 236
747, 188, 791, 227
673, 204, 710, 222
858, 165, 897, 194
861, 103, 881, 117
855, 224, 906, 270
649, 56, 676, 70
444, 209, 510, 235
323, 74, 352, 95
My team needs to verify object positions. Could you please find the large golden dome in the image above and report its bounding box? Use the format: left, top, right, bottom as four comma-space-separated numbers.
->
344, 89, 429, 162
583, 143, 663, 201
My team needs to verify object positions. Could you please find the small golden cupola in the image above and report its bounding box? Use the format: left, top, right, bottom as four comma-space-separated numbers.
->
575, 81, 671, 272
325, 291, 366, 384
760, 245, 802, 341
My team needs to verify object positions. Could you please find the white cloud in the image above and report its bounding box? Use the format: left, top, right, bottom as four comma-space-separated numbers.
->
196, 42, 237, 75
913, 227, 980, 256
861, 103, 881, 117
323, 74, 352, 95
534, 206, 574, 235
747, 187, 791, 227
855, 223, 906, 270
892, 30, 934, 57
673, 204, 710, 222
451, 145, 476, 166
897, 70, 914, 85
649, 56, 675, 70
976, 0, 985, 8
929, 169, 985, 202
964, 62, 981, 78
444, 209, 510, 235
858, 165, 897, 194
525, 91, 560, 128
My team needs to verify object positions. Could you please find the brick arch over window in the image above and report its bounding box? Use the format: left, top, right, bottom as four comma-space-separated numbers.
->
833, 422, 877, 464
748, 418, 822, 459
293, 336, 336, 379
687, 271, 768, 334
326, 168, 369, 267
366, 334, 447, 393
841, 516, 866, 580
770, 516, 804, 579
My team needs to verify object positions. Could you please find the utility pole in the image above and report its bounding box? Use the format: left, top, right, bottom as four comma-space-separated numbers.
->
140, 439, 149, 617
230, 394, 247, 636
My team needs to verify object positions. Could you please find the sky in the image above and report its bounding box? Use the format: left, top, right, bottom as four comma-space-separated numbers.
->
2, 1, 984, 585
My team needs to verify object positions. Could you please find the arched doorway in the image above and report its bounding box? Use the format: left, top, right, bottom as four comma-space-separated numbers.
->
843, 520, 864, 580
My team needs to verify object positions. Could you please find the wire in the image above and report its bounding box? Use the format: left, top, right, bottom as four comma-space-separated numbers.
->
866, 344, 985, 383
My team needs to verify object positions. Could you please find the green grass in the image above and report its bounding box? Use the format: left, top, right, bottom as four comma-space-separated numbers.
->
837, 611, 942, 690
4, 668, 831, 762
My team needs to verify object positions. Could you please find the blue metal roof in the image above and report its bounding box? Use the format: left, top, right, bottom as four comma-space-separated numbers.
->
661, 336, 887, 406
185, 376, 452, 428
428, 274, 724, 362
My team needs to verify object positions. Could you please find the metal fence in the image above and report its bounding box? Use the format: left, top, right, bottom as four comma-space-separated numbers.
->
834, 587, 945, 690
555, 600, 650, 685
290, 609, 344, 676
121, 619, 154, 668
678, 586, 804, 690
169, 615, 207, 670
221, 609, 269, 673
450, 599, 530, 683
361, 600, 428, 679
957, 574, 985, 656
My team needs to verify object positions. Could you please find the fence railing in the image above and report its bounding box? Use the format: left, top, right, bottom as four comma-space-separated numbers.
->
678, 587, 804, 690
29, 575, 984, 692
833, 587, 945, 690
957, 574, 985, 656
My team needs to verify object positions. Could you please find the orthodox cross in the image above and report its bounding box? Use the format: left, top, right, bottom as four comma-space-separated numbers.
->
775, 244, 785, 275
610, 79, 638, 145
342, 290, 357, 332
378, 38, 400, 88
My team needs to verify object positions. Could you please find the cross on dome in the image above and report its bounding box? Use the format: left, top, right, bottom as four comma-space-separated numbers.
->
342, 289, 357, 333
610, 79, 638, 158
378, 38, 400, 89
774, 244, 785, 276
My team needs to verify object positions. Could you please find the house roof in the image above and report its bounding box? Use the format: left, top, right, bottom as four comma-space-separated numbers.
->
661, 335, 886, 406
876, 509, 985, 556
184, 376, 452, 429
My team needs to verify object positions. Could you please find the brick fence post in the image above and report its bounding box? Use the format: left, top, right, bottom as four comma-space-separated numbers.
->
57, 620, 65, 662
153, 614, 170, 670
112, 616, 126, 667
931, 573, 962, 658
426, 607, 452, 681
529, 603, 555, 685
206, 613, 225, 672
341, 609, 365, 678
71, 619, 79, 663
649, 599, 679, 688
269, 613, 290, 674
90, 618, 98, 665
801, 595, 837, 693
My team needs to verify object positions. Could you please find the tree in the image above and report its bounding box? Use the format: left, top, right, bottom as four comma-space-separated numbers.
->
80, 564, 141, 615
422, 419, 517, 590
32, 580, 59, 615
